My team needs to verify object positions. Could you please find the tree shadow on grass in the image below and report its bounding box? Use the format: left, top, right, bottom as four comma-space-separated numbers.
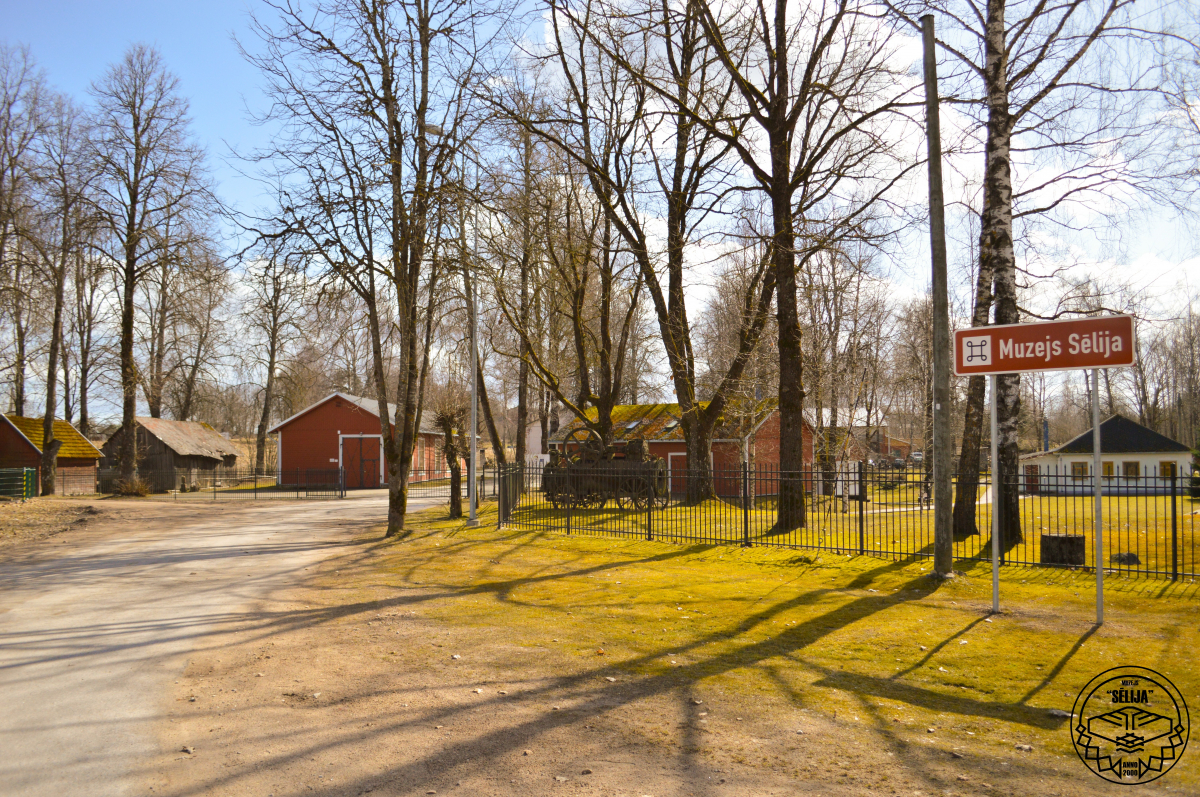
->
153, 546, 1101, 797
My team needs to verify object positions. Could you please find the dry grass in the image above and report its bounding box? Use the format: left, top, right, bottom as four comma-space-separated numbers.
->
0, 498, 104, 548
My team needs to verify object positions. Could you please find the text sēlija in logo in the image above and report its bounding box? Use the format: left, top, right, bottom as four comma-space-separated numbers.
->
1072, 666, 1189, 784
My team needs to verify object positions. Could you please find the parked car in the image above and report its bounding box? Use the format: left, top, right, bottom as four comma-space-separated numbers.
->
893, 457, 906, 469
910, 451, 924, 465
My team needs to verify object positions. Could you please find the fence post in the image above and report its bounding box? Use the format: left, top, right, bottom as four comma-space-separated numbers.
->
566, 489, 572, 536
858, 460, 865, 556
254, 470, 258, 500
647, 480, 654, 541
1172, 471, 1179, 582
742, 462, 751, 547
498, 467, 505, 527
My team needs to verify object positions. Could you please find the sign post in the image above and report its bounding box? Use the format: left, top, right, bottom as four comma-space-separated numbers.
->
955, 315, 1134, 624
1092, 369, 1103, 625
990, 374, 1000, 614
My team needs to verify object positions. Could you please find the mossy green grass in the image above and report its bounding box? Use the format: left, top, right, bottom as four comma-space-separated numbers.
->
364, 500, 1199, 790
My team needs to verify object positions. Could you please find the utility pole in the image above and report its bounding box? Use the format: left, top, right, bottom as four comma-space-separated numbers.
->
922, 14, 953, 577
468, 151, 480, 527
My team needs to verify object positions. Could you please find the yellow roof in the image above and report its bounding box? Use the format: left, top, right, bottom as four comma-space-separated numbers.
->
4, 415, 102, 459
549, 399, 781, 443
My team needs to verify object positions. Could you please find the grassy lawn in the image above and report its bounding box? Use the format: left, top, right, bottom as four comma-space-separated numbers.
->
364, 501, 1199, 793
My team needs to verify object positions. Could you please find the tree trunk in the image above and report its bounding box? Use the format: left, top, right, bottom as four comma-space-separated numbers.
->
477, 360, 506, 466
773, 163, 806, 531
684, 417, 714, 503
146, 261, 170, 419
11, 241, 27, 416
119, 248, 138, 481
539, 386, 549, 454
981, 0, 1022, 549
515, 129, 532, 475
255, 337, 277, 474
954, 376, 987, 537
41, 242, 68, 496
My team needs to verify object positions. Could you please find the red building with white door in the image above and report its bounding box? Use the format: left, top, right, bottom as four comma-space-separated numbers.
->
548, 401, 815, 497
269, 393, 445, 489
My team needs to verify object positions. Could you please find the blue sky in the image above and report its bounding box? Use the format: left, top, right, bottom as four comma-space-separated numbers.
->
3, 0, 272, 212
4, 0, 1194, 312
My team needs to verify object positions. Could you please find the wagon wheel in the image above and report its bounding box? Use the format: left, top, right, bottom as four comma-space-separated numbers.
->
617, 476, 651, 511
581, 475, 607, 509
564, 426, 604, 462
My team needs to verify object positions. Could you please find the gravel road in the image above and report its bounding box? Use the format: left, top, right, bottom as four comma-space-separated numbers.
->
0, 493, 428, 796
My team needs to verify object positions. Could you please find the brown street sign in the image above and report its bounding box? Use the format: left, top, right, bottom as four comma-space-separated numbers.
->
954, 315, 1135, 376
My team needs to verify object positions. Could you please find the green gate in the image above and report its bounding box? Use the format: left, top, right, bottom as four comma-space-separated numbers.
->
0, 468, 36, 500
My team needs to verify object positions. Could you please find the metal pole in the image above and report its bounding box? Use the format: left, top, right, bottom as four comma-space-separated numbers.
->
467, 152, 479, 527
1092, 368, 1103, 625
858, 459, 866, 555
647, 479, 654, 542
990, 374, 1000, 614
922, 14, 954, 578
1171, 470, 1178, 582
742, 462, 751, 548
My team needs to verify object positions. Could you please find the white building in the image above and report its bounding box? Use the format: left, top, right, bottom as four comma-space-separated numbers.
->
1020, 415, 1193, 495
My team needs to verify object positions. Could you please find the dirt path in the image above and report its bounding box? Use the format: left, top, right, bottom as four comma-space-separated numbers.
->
0, 494, 417, 797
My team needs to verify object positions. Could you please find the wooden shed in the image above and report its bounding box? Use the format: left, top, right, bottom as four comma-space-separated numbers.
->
0, 415, 102, 495
100, 417, 240, 473
268, 393, 444, 490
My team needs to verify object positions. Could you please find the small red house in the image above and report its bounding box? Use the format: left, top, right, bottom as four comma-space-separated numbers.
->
548, 401, 815, 497
269, 393, 445, 489
1, 415, 102, 495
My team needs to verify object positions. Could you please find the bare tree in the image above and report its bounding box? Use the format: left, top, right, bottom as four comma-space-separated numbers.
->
241, 239, 307, 472
0, 45, 45, 416
686, 0, 917, 529
244, 0, 511, 535
24, 94, 93, 493
166, 244, 230, 421
90, 44, 210, 480
890, 0, 1200, 546
505, 0, 778, 501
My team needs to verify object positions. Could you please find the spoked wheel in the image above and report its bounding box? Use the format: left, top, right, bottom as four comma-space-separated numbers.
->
617, 478, 651, 510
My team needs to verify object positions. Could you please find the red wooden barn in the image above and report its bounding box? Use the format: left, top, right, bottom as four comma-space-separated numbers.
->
0, 414, 102, 495
548, 401, 815, 497
269, 393, 445, 489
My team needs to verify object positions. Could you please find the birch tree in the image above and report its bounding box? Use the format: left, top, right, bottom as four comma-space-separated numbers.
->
889, 0, 1198, 544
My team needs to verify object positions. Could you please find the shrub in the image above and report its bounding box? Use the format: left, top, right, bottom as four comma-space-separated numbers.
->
112, 478, 150, 497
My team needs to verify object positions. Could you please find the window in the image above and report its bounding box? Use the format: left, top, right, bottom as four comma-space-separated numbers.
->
1071, 462, 1089, 480
1102, 462, 1113, 478
1123, 461, 1140, 480
1160, 461, 1177, 478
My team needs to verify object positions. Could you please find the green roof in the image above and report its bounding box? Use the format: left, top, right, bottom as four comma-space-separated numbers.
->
4, 415, 101, 459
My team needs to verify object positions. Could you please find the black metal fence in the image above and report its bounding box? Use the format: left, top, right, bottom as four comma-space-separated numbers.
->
495, 462, 1199, 581
406, 468, 499, 502
97, 468, 345, 499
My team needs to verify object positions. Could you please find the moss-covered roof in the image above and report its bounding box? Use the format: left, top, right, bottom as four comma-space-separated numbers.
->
549, 399, 781, 444
4, 415, 102, 459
